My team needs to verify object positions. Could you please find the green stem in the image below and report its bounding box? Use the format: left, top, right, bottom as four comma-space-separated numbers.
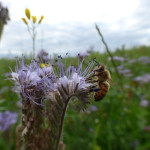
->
95, 24, 121, 80
55, 99, 69, 150
32, 25, 35, 59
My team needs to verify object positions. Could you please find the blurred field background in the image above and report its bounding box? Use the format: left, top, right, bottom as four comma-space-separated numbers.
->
1, 0, 150, 150
1, 45, 150, 150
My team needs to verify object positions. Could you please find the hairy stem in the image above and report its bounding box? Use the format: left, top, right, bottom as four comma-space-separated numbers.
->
95, 24, 121, 80
55, 98, 70, 150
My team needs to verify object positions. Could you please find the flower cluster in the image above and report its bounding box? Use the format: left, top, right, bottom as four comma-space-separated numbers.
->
22, 8, 44, 25
116, 64, 132, 77
0, 111, 17, 131
11, 56, 55, 105
11, 55, 95, 107
133, 74, 150, 84
10, 55, 96, 149
138, 56, 150, 64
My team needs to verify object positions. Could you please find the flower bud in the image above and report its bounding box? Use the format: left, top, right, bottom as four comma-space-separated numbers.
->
32, 16, 37, 23
22, 18, 28, 25
25, 8, 31, 19
38, 15, 44, 24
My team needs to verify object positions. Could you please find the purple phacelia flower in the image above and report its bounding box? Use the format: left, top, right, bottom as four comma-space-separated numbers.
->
90, 105, 98, 112
118, 69, 131, 74
138, 56, 150, 64
117, 64, 124, 70
10, 55, 95, 106
108, 56, 127, 62
133, 74, 150, 84
0, 111, 18, 131
117, 68, 132, 77
10, 56, 54, 105
140, 99, 149, 107
129, 59, 136, 64
37, 49, 49, 63
52, 55, 95, 103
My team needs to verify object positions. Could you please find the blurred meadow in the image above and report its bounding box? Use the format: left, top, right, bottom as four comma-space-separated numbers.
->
1, 1, 150, 150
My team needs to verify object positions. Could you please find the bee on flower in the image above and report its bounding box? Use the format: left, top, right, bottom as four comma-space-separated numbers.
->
10, 54, 110, 150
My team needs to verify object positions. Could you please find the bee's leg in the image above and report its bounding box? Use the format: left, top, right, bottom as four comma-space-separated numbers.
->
85, 77, 93, 81
89, 86, 102, 92
89, 85, 97, 92
87, 79, 98, 83
92, 88, 101, 92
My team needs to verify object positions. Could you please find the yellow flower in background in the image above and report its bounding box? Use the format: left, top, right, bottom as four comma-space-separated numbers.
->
38, 15, 44, 24
41, 63, 45, 68
40, 63, 50, 68
32, 16, 37, 23
41, 16, 44, 20
22, 18, 28, 25
25, 8, 31, 19
22, 8, 44, 58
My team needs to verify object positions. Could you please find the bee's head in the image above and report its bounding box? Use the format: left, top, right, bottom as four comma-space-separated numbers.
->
99, 65, 105, 71
95, 65, 105, 72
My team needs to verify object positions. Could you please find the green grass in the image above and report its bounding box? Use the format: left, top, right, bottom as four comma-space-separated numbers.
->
1, 45, 150, 150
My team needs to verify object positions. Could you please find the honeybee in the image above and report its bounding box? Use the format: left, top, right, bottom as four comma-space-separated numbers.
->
88, 64, 111, 101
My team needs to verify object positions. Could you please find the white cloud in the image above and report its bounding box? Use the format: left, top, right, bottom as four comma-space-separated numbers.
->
1, 0, 140, 24
0, 0, 150, 57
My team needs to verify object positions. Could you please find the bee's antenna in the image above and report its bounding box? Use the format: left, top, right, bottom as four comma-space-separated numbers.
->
92, 57, 99, 66
93, 57, 99, 64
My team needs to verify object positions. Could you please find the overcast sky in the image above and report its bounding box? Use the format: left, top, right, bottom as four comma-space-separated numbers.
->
0, 0, 150, 57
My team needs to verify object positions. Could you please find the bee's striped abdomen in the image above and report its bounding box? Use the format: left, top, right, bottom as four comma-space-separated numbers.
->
94, 81, 109, 101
